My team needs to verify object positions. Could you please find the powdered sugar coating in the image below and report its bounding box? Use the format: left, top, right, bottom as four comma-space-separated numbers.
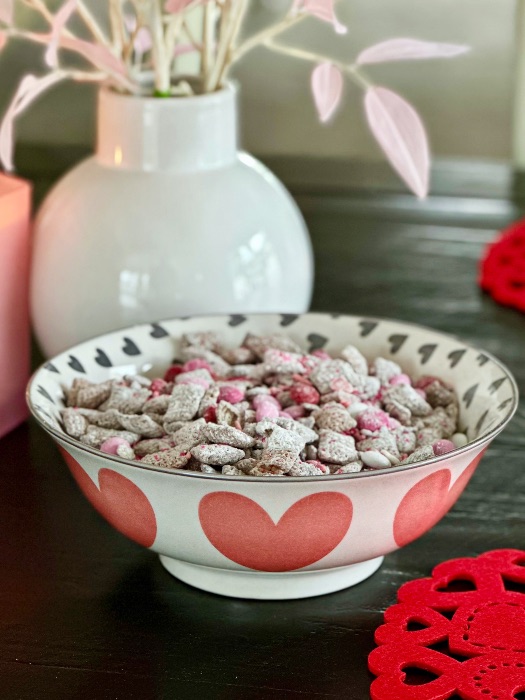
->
61, 331, 462, 476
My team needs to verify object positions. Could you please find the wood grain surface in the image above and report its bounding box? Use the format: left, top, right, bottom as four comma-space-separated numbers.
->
1, 164, 524, 699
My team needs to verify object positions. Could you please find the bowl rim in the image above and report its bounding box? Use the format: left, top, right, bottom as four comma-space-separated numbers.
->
27, 312, 520, 483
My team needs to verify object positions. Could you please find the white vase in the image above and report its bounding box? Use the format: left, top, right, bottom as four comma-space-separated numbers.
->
31, 84, 313, 357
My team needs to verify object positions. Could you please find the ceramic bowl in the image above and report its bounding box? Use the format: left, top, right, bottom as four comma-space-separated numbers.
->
28, 314, 518, 600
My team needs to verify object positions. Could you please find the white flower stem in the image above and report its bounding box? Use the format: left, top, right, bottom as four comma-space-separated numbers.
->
150, 0, 171, 94
264, 40, 373, 90
76, 0, 111, 47
231, 12, 305, 64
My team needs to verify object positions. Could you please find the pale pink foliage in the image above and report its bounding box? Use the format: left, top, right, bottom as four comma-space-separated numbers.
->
357, 37, 469, 65
293, 0, 346, 34
45, 0, 77, 68
0, 0, 13, 25
124, 14, 152, 54
165, 0, 197, 13
59, 36, 126, 76
0, 73, 65, 171
0, 32, 6, 51
311, 62, 343, 122
365, 86, 430, 199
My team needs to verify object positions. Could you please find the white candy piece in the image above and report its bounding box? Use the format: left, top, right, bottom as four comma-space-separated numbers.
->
451, 432, 468, 448
347, 401, 369, 418
359, 450, 391, 469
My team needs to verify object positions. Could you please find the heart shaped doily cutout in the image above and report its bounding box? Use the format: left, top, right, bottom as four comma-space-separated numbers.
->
369, 549, 525, 699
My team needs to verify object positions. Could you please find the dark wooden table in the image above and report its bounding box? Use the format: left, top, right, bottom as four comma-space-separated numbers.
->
2, 161, 525, 699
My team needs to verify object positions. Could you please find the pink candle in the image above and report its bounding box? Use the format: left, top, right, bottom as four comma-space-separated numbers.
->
0, 174, 31, 439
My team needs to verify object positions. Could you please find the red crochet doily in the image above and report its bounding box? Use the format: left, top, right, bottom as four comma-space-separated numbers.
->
479, 220, 525, 313
369, 549, 525, 700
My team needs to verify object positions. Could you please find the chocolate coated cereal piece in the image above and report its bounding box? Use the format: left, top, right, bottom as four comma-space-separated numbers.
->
203, 423, 255, 449
141, 449, 192, 469
313, 403, 356, 432
222, 465, 245, 476
318, 429, 358, 465
117, 413, 165, 438
143, 394, 171, 415
61, 408, 89, 438
190, 444, 245, 465
165, 383, 205, 422
340, 344, 368, 376
244, 333, 302, 359
134, 438, 172, 456
105, 385, 151, 414
80, 426, 139, 448
170, 419, 206, 450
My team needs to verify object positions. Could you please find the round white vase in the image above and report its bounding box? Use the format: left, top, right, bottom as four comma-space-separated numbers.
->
31, 85, 313, 357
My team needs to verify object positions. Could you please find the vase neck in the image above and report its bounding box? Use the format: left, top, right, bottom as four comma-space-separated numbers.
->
96, 86, 238, 172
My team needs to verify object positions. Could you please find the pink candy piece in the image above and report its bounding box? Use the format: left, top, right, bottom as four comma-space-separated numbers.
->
432, 439, 456, 456
283, 404, 306, 419
311, 349, 331, 360
256, 401, 280, 422
177, 376, 211, 389
183, 359, 214, 373
253, 394, 280, 421
358, 408, 398, 432
150, 378, 168, 394
164, 365, 184, 382
414, 375, 440, 390
218, 385, 244, 404
389, 373, 411, 386
289, 383, 320, 405
100, 437, 131, 455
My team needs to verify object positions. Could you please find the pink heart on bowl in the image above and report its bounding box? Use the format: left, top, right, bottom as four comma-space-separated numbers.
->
61, 449, 157, 548
199, 492, 353, 572
393, 452, 484, 548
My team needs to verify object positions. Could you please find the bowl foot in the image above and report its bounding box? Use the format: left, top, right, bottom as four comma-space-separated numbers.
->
158, 555, 384, 600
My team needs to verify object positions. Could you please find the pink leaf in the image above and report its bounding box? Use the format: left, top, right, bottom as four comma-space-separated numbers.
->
124, 14, 152, 54
59, 36, 126, 76
357, 37, 469, 65
174, 42, 199, 56
0, 31, 6, 50
294, 0, 346, 34
165, 0, 197, 12
0, 73, 65, 171
45, 0, 77, 68
364, 86, 430, 199
0, 0, 13, 25
311, 62, 343, 123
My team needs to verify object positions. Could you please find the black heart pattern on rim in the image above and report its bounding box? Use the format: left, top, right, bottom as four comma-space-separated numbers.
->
150, 323, 169, 338
358, 320, 378, 337
228, 315, 247, 327
95, 349, 112, 368
475, 409, 489, 434
280, 314, 299, 327
388, 334, 407, 354
44, 362, 59, 373
477, 353, 489, 366
35, 406, 54, 422
489, 377, 507, 395
307, 333, 328, 352
418, 344, 437, 365
68, 356, 85, 373
448, 349, 466, 368
498, 398, 512, 411
122, 338, 141, 356
37, 385, 54, 403
462, 383, 479, 409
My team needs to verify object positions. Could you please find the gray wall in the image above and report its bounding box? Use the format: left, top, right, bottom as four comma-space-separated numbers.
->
0, 0, 517, 161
